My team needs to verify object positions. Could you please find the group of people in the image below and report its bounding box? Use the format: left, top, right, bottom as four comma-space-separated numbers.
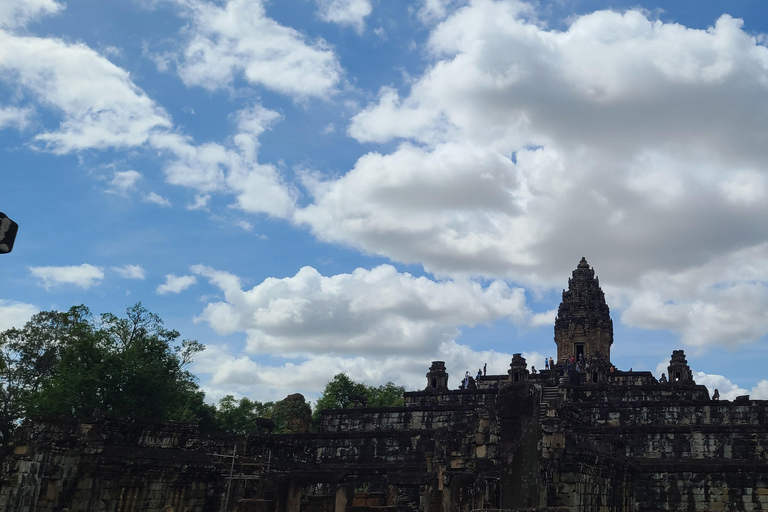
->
462, 363, 487, 388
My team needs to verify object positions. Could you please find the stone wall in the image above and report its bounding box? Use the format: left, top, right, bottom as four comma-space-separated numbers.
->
2, 378, 767, 512
542, 387, 768, 512
0, 417, 273, 512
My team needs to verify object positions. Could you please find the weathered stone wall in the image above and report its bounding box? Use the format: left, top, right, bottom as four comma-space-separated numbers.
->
549, 391, 768, 512
2, 379, 767, 512
0, 417, 232, 512
404, 389, 500, 407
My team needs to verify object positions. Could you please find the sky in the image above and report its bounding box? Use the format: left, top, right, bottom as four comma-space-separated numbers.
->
2, 0, 768, 404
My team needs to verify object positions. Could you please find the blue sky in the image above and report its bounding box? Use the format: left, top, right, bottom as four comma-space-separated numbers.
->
2, 0, 768, 404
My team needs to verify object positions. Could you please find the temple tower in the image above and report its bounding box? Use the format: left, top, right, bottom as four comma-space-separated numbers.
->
667, 350, 694, 383
425, 361, 449, 390
554, 257, 613, 364
508, 353, 529, 384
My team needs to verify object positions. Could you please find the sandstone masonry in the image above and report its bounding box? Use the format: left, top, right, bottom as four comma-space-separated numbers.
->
1, 259, 766, 512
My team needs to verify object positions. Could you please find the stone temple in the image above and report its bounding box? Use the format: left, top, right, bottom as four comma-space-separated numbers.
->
2, 259, 767, 512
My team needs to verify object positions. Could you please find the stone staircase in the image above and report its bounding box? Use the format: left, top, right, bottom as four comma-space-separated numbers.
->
539, 385, 560, 420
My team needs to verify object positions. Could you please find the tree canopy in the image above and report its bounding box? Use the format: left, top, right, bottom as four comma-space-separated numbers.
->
0, 304, 406, 444
312, 373, 405, 424
0, 303, 214, 443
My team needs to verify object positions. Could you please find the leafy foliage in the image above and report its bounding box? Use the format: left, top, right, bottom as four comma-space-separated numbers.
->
272, 393, 311, 433
0, 304, 408, 445
0, 303, 212, 443
215, 395, 274, 434
312, 373, 405, 425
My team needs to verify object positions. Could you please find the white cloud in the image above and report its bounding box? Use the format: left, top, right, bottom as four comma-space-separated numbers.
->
529, 309, 557, 328
692, 371, 768, 401
0, 0, 62, 29
144, 191, 172, 207
416, 0, 467, 24
296, 4, 768, 351
29, 264, 105, 289
295, 141, 531, 275
194, 339, 518, 402
0, 30, 171, 153
236, 220, 253, 231
107, 170, 142, 195
170, 0, 342, 98
621, 244, 768, 347
0, 7, 298, 218
192, 264, 530, 357
315, 0, 372, 34
156, 273, 198, 295
150, 105, 296, 218
0, 105, 33, 130
112, 264, 147, 280
187, 193, 211, 211
0, 300, 38, 332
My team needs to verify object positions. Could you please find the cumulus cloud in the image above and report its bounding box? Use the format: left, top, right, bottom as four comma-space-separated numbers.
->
169, 0, 342, 98
416, 0, 467, 23
0, 29, 171, 153
150, 105, 296, 218
144, 191, 172, 207
192, 263, 531, 357
187, 194, 211, 211
107, 170, 142, 195
0, 105, 33, 130
194, 339, 520, 402
29, 264, 105, 289
0, 3, 296, 220
0, 0, 62, 29
295, 3, 768, 350
693, 372, 768, 401
156, 274, 198, 295
621, 244, 768, 347
0, 300, 38, 332
315, 0, 372, 33
112, 264, 147, 280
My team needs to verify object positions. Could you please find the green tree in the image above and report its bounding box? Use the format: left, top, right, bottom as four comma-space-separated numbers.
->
272, 393, 311, 433
30, 303, 206, 422
368, 382, 405, 407
215, 395, 274, 434
312, 373, 405, 426
0, 306, 92, 444
0, 303, 211, 444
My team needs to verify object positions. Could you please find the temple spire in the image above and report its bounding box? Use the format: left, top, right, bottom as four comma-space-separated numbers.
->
554, 258, 613, 364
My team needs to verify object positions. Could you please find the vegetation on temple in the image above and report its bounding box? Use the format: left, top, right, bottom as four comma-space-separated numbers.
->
312, 373, 405, 425
0, 304, 394, 444
0, 303, 216, 443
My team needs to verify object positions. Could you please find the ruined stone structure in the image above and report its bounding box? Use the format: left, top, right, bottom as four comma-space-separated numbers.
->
554, 257, 613, 364
2, 259, 767, 512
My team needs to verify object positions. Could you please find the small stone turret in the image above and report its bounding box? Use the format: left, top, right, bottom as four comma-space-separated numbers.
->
425, 361, 449, 390
508, 353, 529, 384
668, 350, 694, 383
554, 257, 613, 364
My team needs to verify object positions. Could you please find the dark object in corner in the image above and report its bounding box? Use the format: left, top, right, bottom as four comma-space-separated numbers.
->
0, 212, 18, 254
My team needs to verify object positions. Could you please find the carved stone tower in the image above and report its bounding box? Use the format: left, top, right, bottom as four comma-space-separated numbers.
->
425, 361, 449, 390
508, 353, 529, 384
554, 257, 613, 364
667, 350, 694, 383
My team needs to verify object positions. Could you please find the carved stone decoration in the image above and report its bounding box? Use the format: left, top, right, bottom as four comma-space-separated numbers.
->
554, 257, 613, 364
586, 351, 611, 384
508, 353, 529, 384
425, 361, 449, 390
667, 350, 694, 383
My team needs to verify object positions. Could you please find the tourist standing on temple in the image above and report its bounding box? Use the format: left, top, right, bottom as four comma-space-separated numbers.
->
545, 358, 549, 370
483, 363, 486, 375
